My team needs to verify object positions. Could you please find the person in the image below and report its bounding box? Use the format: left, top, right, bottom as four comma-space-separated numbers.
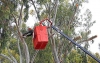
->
22, 28, 33, 38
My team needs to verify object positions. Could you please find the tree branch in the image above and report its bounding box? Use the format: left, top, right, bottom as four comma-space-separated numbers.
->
81, 35, 97, 43
49, 0, 60, 63
30, 0, 40, 21
18, 4, 23, 27
12, 9, 30, 63
7, 48, 18, 63
52, 0, 59, 24
31, 50, 39, 63
17, 37, 22, 63
0, 54, 13, 63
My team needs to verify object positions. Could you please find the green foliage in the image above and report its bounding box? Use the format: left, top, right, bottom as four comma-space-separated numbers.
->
23, 3, 29, 22
67, 49, 82, 63
37, 0, 51, 5
0, 0, 17, 20
0, 0, 19, 52
87, 52, 100, 63
34, 43, 54, 63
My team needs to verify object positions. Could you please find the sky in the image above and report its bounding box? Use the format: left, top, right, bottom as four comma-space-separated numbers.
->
82, 0, 100, 54
26, 0, 100, 54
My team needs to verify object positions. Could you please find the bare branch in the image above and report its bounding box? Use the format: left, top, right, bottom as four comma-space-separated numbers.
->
30, 0, 40, 20
17, 38, 22, 63
82, 35, 97, 42
18, 4, 23, 26
12, 9, 30, 63
49, 0, 60, 63
0, 54, 13, 63
50, 35, 60, 63
44, 0, 60, 63
7, 48, 18, 63
31, 50, 39, 63
73, 36, 82, 41
52, 0, 59, 23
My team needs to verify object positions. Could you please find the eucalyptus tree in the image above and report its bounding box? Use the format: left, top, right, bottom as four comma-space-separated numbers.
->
0, 0, 96, 63
29, 0, 94, 63
0, 0, 30, 63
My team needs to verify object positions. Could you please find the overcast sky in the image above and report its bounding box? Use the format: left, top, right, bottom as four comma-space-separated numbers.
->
83, 0, 100, 53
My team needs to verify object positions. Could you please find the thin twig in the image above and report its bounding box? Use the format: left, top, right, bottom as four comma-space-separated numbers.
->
49, 0, 60, 63
18, 4, 23, 26
30, 0, 40, 20
31, 50, 39, 63
0, 54, 13, 63
52, 0, 58, 23
12, 11, 30, 63
7, 48, 18, 63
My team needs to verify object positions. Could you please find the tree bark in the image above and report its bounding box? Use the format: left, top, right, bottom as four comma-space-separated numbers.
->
31, 50, 39, 63
0, 54, 13, 63
12, 5, 30, 63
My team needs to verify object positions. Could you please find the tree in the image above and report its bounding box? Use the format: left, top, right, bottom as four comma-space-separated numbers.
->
0, 0, 98, 63
30, 0, 96, 63
0, 0, 30, 63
